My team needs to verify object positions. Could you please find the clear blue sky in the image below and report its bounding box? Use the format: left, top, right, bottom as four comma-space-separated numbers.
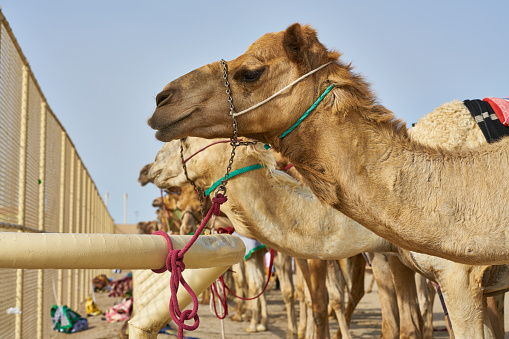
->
2, 1, 507, 225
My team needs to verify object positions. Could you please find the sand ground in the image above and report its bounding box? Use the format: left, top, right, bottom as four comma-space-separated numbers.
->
48, 269, 506, 339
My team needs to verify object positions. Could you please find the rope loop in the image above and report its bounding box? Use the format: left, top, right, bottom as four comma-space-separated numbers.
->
151, 193, 228, 339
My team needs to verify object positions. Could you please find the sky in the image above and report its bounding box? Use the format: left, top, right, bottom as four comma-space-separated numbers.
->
1, 1, 508, 225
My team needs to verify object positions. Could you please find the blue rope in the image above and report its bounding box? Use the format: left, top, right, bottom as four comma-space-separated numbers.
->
205, 164, 266, 196
279, 84, 335, 139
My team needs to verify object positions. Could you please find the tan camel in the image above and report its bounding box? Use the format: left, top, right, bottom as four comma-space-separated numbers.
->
149, 136, 509, 338
138, 163, 154, 186
148, 23, 509, 266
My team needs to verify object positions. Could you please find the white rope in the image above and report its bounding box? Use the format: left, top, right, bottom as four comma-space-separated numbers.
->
232, 61, 333, 117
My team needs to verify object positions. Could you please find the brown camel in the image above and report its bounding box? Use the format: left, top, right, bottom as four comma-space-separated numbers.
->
149, 136, 509, 338
148, 23, 509, 265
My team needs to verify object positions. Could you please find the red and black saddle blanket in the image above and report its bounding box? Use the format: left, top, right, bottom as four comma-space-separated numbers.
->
464, 97, 509, 143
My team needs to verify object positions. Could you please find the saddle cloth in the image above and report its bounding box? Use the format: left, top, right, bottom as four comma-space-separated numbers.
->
233, 231, 267, 260
464, 97, 509, 143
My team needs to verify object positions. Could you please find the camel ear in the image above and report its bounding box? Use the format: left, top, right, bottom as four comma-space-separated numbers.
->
284, 23, 326, 71
284, 23, 309, 66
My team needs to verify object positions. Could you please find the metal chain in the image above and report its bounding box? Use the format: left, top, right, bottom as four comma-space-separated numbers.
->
180, 139, 206, 220
219, 59, 258, 196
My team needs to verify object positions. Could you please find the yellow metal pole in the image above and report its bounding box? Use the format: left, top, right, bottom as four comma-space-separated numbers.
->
67, 151, 75, 307
36, 101, 47, 339
15, 64, 29, 339
0, 233, 245, 270
76, 167, 87, 305
85, 177, 92, 299
57, 131, 66, 306
73, 163, 81, 310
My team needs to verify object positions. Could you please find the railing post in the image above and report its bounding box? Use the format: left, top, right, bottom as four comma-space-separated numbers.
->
66, 150, 75, 307
57, 131, 66, 306
15, 64, 29, 339
36, 101, 47, 339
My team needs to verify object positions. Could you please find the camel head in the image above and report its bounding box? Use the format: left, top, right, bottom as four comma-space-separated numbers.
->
138, 163, 154, 186
149, 137, 231, 189
148, 23, 342, 144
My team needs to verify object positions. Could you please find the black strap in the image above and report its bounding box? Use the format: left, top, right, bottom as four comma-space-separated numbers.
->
463, 99, 509, 143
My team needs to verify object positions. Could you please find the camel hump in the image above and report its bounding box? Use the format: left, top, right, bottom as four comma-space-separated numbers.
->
464, 98, 509, 143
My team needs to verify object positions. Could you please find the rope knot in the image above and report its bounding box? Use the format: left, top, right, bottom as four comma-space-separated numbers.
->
211, 193, 227, 216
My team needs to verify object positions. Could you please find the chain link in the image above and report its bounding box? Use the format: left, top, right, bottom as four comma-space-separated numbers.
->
218, 59, 259, 195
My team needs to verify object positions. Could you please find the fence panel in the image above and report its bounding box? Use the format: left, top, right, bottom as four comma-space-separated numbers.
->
0, 9, 115, 339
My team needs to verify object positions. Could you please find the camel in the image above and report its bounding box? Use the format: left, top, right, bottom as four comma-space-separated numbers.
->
148, 23, 509, 266
148, 135, 509, 338
138, 163, 154, 186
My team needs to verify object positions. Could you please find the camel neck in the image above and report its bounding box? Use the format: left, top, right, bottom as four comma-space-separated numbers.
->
196, 146, 395, 259
276, 101, 509, 264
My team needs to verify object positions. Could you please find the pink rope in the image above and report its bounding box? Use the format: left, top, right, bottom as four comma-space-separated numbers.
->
210, 278, 229, 319
183, 139, 237, 164
152, 193, 228, 339
212, 248, 276, 302
282, 163, 294, 171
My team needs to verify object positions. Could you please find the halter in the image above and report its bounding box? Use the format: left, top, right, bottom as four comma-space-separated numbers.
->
220, 59, 335, 141
231, 60, 333, 117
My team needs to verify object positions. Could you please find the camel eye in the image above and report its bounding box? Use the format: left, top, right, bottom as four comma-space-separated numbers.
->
235, 67, 266, 83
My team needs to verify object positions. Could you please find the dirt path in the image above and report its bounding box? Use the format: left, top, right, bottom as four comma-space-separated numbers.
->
48, 269, 465, 339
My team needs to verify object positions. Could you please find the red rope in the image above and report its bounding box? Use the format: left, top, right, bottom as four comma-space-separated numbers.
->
212, 248, 276, 302
210, 279, 229, 319
183, 139, 237, 164
152, 193, 228, 339
282, 163, 294, 171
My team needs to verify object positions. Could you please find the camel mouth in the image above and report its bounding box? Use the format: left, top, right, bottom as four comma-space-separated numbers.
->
150, 108, 196, 141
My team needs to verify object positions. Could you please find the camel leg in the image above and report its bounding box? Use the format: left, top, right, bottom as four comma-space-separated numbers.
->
257, 292, 268, 332
366, 272, 376, 294
340, 254, 366, 324
438, 268, 489, 339
230, 261, 247, 322
326, 260, 351, 339
423, 279, 436, 339
295, 259, 308, 338
304, 288, 315, 339
307, 259, 330, 339
388, 255, 424, 339
485, 295, 504, 339
371, 253, 399, 339
274, 253, 298, 339
244, 251, 267, 333
416, 274, 434, 338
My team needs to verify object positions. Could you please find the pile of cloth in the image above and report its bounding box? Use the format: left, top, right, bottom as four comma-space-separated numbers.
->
51, 305, 88, 333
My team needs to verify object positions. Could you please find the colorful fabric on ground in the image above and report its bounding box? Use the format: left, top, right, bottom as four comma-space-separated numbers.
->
105, 297, 133, 323
51, 305, 89, 333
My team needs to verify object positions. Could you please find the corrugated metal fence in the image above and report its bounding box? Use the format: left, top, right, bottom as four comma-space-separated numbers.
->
0, 9, 114, 339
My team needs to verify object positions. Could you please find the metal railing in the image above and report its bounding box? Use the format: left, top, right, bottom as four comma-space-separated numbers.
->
0, 9, 114, 339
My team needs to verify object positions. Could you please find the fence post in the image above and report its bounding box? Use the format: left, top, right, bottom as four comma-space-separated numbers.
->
15, 64, 30, 339
57, 131, 66, 306
36, 101, 47, 339
67, 150, 75, 307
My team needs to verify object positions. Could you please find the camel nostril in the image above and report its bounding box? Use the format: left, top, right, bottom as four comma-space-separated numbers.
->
155, 89, 172, 107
